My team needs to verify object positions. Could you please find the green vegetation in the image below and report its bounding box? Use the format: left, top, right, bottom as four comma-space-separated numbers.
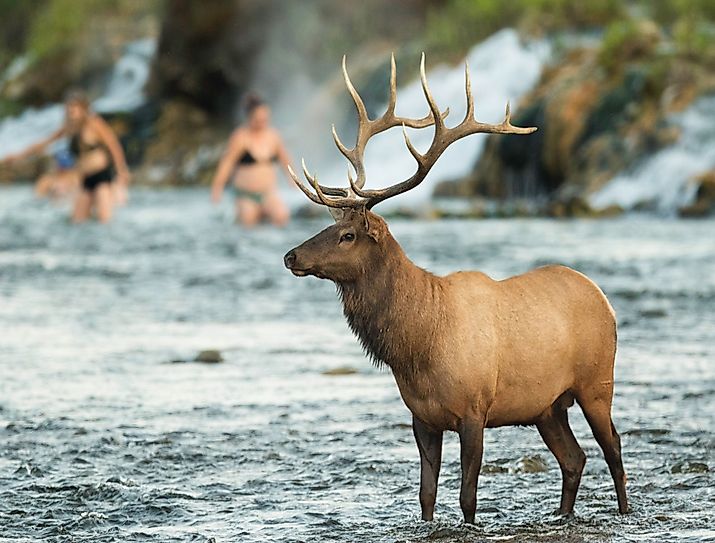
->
427, 0, 715, 59
27, 0, 161, 60
597, 20, 658, 75
27, 0, 105, 60
426, 0, 625, 57
0, 0, 161, 71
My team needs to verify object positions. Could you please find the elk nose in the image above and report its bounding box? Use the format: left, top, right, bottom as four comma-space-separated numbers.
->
284, 250, 296, 269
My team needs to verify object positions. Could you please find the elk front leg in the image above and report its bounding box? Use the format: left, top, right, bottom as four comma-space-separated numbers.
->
458, 417, 485, 524
412, 415, 443, 521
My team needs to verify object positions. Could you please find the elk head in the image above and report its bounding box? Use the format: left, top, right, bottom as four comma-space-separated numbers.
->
284, 53, 536, 283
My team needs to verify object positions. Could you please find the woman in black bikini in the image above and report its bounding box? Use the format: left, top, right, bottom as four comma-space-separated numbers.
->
2, 90, 130, 223
210, 94, 295, 226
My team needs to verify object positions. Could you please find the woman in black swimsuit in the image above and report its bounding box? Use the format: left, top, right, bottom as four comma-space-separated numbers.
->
210, 94, 295, 226
2, 90, 130, 223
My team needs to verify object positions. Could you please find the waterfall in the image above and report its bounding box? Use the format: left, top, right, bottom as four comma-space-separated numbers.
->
0, 104, 65, 160
284, 29, 550, 209
589, 95, 715, 215
93, 38, 156, 114
0, 39, 155, 160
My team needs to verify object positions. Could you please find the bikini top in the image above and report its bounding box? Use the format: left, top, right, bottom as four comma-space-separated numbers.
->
238, 149, 279, 165
70, 133, 106, 158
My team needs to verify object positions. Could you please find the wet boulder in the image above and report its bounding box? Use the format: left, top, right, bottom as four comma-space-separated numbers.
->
679, 171, 715, 217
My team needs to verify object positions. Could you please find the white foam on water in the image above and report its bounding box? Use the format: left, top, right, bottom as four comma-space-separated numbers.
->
590, 95, 715, 214
0, 39, 155, 160
285, 29, 550, 210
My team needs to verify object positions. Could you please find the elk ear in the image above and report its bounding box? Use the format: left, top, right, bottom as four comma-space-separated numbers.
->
365, 212, 385, 242
329, 208, 344, 222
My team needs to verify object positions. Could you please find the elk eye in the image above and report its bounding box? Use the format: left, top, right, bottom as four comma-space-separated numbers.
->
340, 232, 355, 243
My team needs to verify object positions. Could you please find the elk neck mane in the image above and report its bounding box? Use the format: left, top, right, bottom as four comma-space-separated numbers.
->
336, 232, 445, 377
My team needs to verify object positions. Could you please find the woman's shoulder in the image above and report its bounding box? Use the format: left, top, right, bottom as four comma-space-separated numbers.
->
87, 113, 110, 132
266, 127, 284, 143
231, 126, 250, 141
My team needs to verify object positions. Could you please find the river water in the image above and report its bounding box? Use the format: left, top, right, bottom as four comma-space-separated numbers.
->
0, 187, 713, 542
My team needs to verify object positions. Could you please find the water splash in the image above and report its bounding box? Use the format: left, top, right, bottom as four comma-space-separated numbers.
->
590, 95, 715, 215
0, 39, 155, 160
287, 30, 550, 210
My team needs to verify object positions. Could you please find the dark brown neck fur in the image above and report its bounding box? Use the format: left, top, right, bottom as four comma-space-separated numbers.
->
337, 233, 444, 378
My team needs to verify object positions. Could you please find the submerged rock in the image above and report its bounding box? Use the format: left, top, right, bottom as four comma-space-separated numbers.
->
321, 366, 358, 376
515, 454, 549, 473
481, 463, 509, 474
671, 461, 709, 474
194, 350, 224, 363
639, 307, 668, 318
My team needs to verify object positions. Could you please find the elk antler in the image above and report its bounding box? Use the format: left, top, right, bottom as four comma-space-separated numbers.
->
288, 53, 537, 211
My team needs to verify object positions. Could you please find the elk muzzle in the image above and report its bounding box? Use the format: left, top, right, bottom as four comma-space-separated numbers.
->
283, 249, 308, 277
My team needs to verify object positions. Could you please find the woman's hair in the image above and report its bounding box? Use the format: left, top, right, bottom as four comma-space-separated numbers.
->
64, 88, 90, 110
242, 92, 265, 117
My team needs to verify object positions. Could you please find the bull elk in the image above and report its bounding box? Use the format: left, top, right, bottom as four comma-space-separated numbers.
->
283, 54, 628, 523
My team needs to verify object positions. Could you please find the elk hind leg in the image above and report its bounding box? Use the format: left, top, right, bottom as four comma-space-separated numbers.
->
577, 394, 628, 514
536, 392, 586, 516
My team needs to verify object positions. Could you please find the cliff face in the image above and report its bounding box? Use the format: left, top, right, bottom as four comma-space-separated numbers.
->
435, 20, 715, 215
147, 0, 269, 116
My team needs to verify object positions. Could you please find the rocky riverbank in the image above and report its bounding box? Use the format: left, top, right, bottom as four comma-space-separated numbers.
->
435, 19, 715, 217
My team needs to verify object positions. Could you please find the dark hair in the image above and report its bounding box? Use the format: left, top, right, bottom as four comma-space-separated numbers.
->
243, 92, 265, 116
64, 88, 90, 109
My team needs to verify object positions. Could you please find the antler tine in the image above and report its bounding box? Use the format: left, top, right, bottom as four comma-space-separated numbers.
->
310, 171, 364, 210
464, 60, 474, 123
319, 185, 350, 197
347, 168, 364, 198
331, 124, 350, 157
386, 53, 397, 116
299, 159, 365, 209
301, 159, 331, 206
419, 53, 445, 131
301, 159, 352, 197
470, 100, 536, 135
342, 55, 370, 126
287, 164, 325, 206
289, 153, 349, 198
401, 123, 426, 166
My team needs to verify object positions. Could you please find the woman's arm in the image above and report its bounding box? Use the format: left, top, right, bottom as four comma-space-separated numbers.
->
274, 134, 297, 188
211, 130, 244, 203
93, 116, 130, 185
1, 128, 65, 163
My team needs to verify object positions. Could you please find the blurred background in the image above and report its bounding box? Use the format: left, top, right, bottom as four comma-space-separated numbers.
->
0, 2, 713, 542
1, 0, 715, 215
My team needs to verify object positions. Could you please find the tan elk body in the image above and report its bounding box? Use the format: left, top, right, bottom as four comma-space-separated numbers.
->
284, 54, 627, 523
